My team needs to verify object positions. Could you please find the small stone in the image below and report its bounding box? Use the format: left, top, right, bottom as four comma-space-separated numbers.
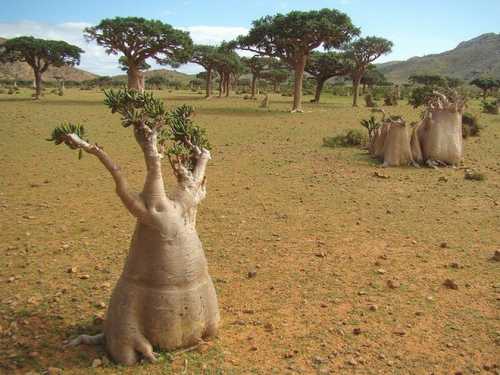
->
376, 268, 386, 274
28, 351, 39, 358
387, 280, 400, 289
47, 367, 63, 375
264, 323, 274, 332
61, 244, 70, 250
440, 242, 448, 248
449, 262, 460, 269
312, 356, 327, 364
67, 267, 77, 273
393, 330, 406, 336
352, 328, 362, 335
411, 240, 417, 245
91, 358, 102, 368
247, 270, 257, 278
79, 274, 90, 280
369, 304, 378, 311
491, 250, 500, 262
95, 302, 106, 309
373, 171, 390, 179
438, 176, 448, 182
315, 251, 327, 258
249, 345, 258, 351
358, 290, 367, 296
443, 279, 458, 290
347, 358, 357, 366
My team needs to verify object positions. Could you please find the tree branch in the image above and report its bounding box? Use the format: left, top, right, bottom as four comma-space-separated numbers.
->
64, 134, 150, 221
133, 125, 169, 209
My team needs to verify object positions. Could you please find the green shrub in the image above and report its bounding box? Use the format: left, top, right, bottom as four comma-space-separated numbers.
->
384, 94, 398, 106
481, 100, 499, 114
462, 112, 481, 138
360, 115, 382, 141
464, 170, 485, 181
323, 129, 365, 148
364, 94, 377, 107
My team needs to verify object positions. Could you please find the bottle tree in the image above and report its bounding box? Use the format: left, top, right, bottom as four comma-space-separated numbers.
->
236, 9, 359, 112
52, 90, 220, 365
0, 36, 83, 99
305, 51, 349, 103
84, 17, 193, 92
345, 36, 393, 107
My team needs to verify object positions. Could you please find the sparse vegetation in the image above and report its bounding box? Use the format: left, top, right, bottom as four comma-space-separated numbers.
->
462, 112, 481, 138
481, 99, 499, 114
323, 128, 365, 147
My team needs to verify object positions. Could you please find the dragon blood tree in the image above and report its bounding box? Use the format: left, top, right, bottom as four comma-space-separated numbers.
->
49, 90, 220, 365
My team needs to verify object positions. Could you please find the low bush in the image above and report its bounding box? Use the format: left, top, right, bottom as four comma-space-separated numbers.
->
462, 112, 481, 138
323, 129, 365, 148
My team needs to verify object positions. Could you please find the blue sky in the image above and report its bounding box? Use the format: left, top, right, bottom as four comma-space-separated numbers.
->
1, 0, 499, 76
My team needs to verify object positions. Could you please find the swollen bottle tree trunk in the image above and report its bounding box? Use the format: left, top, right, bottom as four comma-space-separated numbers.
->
411, 92, 465, 167
53, 91, 220, 365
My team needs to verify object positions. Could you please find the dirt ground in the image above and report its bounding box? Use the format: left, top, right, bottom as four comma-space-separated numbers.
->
0, 89, 499, 374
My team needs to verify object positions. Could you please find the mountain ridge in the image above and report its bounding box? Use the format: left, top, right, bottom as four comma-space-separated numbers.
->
377, 33, 500, 83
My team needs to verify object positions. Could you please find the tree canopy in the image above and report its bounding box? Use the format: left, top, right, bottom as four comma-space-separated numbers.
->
236, 8, 359, 111
470, 77, 500, 99
85, 17, 192, 91
345, 36, 393, 106
305, 51, 349, 103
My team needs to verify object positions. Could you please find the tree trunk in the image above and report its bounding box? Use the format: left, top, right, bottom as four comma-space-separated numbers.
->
273, 81, 278, 93
291, 55, 307, 112
205, 67, 212, 98
128, 67, 144, 93
362, 83, 366, 94
313, 79, 325, 104
483, 89, 487, 100
225, 73, 230, 97
34, 70, 42, 100
64, 135, 220, 365
218, 75, 223, 97
250, 75, 257, 98
352, 75, 362, 107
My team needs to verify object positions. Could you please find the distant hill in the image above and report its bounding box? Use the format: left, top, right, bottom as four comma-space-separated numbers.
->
113, 69, 195, 83
378, 33, 500, 83
0, 37, 98, 82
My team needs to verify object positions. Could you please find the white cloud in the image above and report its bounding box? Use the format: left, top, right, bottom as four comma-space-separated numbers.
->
0, 21, 250, 76
182, 25, 248, 45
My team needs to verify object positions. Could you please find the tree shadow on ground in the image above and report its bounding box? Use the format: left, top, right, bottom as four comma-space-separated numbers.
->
0, 98, 103, 106
0, 307, 105, 374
